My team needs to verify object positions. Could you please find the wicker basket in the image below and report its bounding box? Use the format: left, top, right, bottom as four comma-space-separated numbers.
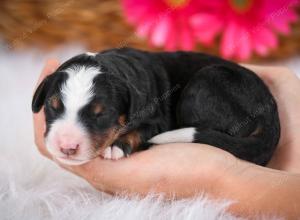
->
0, 0, 299, 62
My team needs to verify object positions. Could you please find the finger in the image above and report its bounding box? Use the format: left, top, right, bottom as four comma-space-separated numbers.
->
241, 64, 291, 75
33, 59, 60, 99
33, 106, 52, 159
57, 157, 131, 193
33, 59, 60, 159
57, 157, 123, 195
240, 64, 296, 87
35, 59, 60, 89
60, 156, 133, 179
58, 158, 107, 179
58, 150, 148, 191
40, 59, 60, 79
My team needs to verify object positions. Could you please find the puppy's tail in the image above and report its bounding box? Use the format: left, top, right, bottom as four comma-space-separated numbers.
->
148, 127, 274, 166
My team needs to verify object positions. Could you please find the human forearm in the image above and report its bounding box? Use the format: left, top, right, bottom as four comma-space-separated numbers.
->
222, 161, 300, 218
141, 153, 300, 219
100, 154, 300, 219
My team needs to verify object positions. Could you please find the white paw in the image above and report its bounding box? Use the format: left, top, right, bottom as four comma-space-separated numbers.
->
102, 146, 112, 159
101, 146, 124, 160
111, 146, 125, 160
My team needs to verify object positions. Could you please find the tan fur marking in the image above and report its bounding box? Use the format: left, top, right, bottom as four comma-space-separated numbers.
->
92, 103, 103, 115
250, 125, 262, 136
50, 96, 60, 109
118, 115, 126, 127
90, 127, 121, 153
120, 130, 141, 151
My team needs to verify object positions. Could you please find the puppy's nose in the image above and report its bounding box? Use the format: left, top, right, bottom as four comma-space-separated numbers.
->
60, 144, 79, 156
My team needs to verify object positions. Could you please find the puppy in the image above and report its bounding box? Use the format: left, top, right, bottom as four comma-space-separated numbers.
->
32, 48, 280, 166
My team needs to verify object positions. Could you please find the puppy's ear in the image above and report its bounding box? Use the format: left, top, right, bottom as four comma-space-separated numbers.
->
32, 74, 60, 113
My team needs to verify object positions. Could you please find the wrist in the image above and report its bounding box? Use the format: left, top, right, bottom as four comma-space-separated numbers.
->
221, 160, 300, 218
268, 141, 300, 173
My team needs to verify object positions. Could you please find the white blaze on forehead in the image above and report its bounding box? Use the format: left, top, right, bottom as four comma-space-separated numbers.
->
45, 65, 102, 165
86, 52, 96, 57
61, 66, 101, 119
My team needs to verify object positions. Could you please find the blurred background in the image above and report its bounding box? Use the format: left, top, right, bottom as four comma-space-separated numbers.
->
0, 0, 299, 61
0, 1, 299, 219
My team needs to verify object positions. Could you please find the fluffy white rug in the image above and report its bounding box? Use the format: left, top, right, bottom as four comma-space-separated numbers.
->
0, 44, 299, 220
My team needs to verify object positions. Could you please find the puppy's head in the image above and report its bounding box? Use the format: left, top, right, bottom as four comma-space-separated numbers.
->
32, 53, 128, 165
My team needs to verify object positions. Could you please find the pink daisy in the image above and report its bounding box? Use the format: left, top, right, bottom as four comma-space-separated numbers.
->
191, 0, 299, 60
122, 0, 204, 51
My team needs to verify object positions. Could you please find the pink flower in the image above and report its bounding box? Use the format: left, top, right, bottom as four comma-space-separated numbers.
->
191, 0, 299, 60
122, 0, 204, 51
122, 0, 298, 60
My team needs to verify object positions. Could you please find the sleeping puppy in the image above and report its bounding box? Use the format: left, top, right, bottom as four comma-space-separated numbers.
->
32, 48, 280, 166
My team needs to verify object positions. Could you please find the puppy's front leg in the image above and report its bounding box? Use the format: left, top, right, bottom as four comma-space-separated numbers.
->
101, 142, 131, 160
101, 130, 141, 160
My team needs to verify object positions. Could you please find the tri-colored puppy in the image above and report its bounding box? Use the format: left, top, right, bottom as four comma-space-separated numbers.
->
32, 48, 280, 166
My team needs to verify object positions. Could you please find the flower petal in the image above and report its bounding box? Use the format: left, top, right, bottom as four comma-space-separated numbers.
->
150, 16, 171, 47
123, 4, 150, 24
164, 23, 177, 51
253, 39, 269, 56
235, 28, 252, 60
136, 20, 153, 38
288, 10, 298, 22
220, 22, 239, 59
179, 21, 195, 50
191, 14, 222, 45
190, 13, 220, 29
271, 19, 291, 35
252, 27, 279, 56
257, 27, 278, 49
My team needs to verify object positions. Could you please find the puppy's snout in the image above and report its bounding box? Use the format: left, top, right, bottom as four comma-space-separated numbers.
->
58, 137, 80, 156
60, 146, 78, 156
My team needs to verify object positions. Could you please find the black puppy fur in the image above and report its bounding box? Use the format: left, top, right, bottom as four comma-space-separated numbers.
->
32, 48, 280, 165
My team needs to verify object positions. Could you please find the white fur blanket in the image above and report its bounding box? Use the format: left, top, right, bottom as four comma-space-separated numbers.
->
0, 45, 298, 220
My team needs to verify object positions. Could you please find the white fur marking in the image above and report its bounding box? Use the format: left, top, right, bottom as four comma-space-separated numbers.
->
86, 52, 96, 57
148, 127, 196, 144
111, 146, 124, 160
103, 146, 112, 159
101, 146, 124, 160
62, 66, 101, 121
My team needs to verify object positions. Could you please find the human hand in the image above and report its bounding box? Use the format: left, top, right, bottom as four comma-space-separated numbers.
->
242, 65, 300, 173
33, 59, 60, 159
33, 61, 300, 196
33, 61, 300, 218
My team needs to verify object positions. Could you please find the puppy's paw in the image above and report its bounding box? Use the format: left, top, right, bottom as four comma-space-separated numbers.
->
101, 146, 125, 160
111, 145, 125, 160
101, 146, 112, 159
